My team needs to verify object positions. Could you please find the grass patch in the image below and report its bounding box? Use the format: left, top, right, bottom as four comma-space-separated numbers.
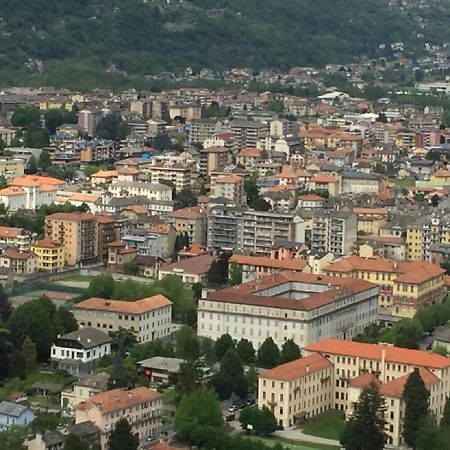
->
163, 388, 178, 404
389, 177, 415, 188
56, 275, 94, 283
248, 435, 339, 450
301, 411, 345, 441
0, 371, 74, 401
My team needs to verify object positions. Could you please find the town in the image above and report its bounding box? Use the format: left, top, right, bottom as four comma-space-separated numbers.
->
1, 56, 450, 450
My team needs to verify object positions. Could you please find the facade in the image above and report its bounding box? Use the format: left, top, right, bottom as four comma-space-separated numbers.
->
74, 295, 172, 343
340, 171, 383, 194
31, 238, 65, 273
0, 248, 38, 275
211, 175, 246, 206
258, 338, 450, 447
158, 253, 215, 284
0, 158, 25, 178
189, 118, 222, 143
75, 387, 162, 450
230, 120, 269, 151
0, 401, 35, 430
168, 206, 207, 245
324, 255, 445, 317
51, 327, 112, 376
199, 146, 232, 176
207, 206, 244, 252
108, 181, 173, 202
0, 226, 32, 251
353, 207, 388, 235
149, 163, 191, 192
45, 212, 98, 266
197, 271, 379, 348
122, 233, 163, 257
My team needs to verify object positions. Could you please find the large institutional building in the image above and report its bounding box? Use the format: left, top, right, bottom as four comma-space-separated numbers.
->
258, 338, 450, 447
197, 271, 379, 348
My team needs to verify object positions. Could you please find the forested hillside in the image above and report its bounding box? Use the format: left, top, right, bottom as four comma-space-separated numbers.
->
0, 0, 445, 86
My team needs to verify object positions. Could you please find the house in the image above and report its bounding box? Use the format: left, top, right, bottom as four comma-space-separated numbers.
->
306, 173, 339, 196
158, 254, 215, 284
31, 239, 65, 273
137, 357, 185, 385
341, 171, 383, 195
0, 226, 32, 251
75, 387, 162, 450
107, 241, 138, 272
0, 248, 38, 275
51, 327, 112, 376
74, 295, 172, 343
168, 206, 207, 246
0, 401, 35, 430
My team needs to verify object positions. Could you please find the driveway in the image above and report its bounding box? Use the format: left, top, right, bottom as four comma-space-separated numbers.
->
275, 427, 341, 447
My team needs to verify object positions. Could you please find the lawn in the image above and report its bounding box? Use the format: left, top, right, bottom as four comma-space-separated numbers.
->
0, 371, 74, 401
301, 411, 346, 441
55, 275, 94, 283
248, 436, 339, 450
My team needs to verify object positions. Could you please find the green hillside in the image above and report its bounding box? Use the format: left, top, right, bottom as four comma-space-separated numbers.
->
0, 0, 444, 88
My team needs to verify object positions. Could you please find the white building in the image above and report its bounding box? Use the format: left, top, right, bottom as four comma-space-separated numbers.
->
74, 295, 173, 343
108, 181, 172, 202
197, 271, 379, 349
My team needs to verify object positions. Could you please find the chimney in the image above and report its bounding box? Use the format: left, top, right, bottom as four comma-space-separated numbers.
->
306, 365, 310, 373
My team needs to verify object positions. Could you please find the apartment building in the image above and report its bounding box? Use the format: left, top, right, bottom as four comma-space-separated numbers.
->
0, 158, 25, 178
406, 214, 450, 261
75, 387, 162, 449
149, 162, 192, 192
108, 181, 173, 203
240, 210, 305, 256
188, 118, 222, 143
199, 146, 232, 176
207, 206, 244, 252
340, 171, 383, 195
31, 238, 65, 273
0, 248, 38, 275
78, 109, 104, 136
324, 255, 445, 317
211, 175, 246, 206
45, 212, 98, 266
230, 120, 269, 151
197, 271, 379, 348
73, 295, 172, 343
304, 210, 357, 257
353, 207, 388, 235
0, 226, 32, 251
168, 206, 207, 245
259, 338, 450, 447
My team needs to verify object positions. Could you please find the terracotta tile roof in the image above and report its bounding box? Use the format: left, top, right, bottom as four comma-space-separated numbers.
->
46, 212, 95, 222
348, 372, 381, 388
123, 205, 148, 215
229, 254, 308, 271
76, 387, 161, 414
358, 235, 404, 245
0, 187, 25, 196
379, 368, 440, 398
0, 226, 23, 238
309, 174, 339, 184
353, 207, 388, 216
297, 194, 324, 201
94, 214, 116, 224
2, 248, 35, 260
433, 169, 450, 178
74, 295, 172, 314
68, 193, 101, 203
91, 170, 118, 178
216, 175, 244, 184
169, 206, 206, 220
117, 167, 140, 175
238, 147, 261, 158
261, 354, 333, 381
305, 339, 450, 369
10, 175, 65, 187
160, 254, 215, 275
32, 238, 62, 249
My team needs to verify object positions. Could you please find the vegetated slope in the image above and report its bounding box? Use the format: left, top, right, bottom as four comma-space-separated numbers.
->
0, 0, 439, 82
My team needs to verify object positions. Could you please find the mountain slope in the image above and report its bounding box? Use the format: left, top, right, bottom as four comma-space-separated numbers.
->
0, 0, 444, 85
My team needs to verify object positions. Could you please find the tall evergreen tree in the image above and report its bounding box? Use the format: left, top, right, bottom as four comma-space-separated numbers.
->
279, 339, 301, 364
340, 383, 387, 450
9, 348, 26, 379
257, 337, 280, 369
107, 418, 138, 450
63, 433, 88, 450
0, 325, 11, 380
0, 284, 11, 323
236, 338, 255, 364
441, 395, 450, 429
402, 369, 430, 448
21, 336, 37, 371
214, 333, 235, 361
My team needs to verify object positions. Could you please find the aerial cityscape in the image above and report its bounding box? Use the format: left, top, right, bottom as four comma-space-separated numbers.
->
2, 1, 450, 450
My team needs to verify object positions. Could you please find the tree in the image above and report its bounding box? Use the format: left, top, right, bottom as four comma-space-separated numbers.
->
256, 406, 278, 436
214, 349, 248, 399
239, 406, 260, 432
175, 189, 198, 209
390, 318, 423, 349
402, 369, 430, 448
95, 113, 127, 141
87, 274, 116, 299
0, 426, 27, 450
11, 107, 40, 129
207, 252, 230, 286
340, 383, 387, 450
21, 336, 37, 371
175, 326, 200, 360
177, 358, 204, 394
123, 261, 139, 276
44, 109, 66, 134
279, 339, 301, 364
55, 306, 78, 335
252, 197, 271, 211
0, 325, 11, 380
27, 155, 38, 174
228, 262, 243, 286
191, 282, 203, 300
0, 284, 11, 323
63, 433, 88, 450
38, 149, 52, 170
236, 338, 255, 364
9, 348, 26, 379
107, 418, 138, 450
441, 395, 450, 428
214, 333, 235, 361
257, 337, 280, 368
174, 389, 223, 435
414, 306, 437, 334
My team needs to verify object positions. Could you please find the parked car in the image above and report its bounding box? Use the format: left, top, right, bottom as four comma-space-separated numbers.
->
246, 398, 256, 406
228, 405, 239, 412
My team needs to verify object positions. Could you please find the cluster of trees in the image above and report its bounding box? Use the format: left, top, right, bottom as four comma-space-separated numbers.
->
10, 107, 49, 149
94, 113, 127, 141
240, 406, 278, 436
206, 252, 231, 286
175, 389, 281, 450
0, 290, 77, 381
244, 175, 270, 211
86, 273, 197, 325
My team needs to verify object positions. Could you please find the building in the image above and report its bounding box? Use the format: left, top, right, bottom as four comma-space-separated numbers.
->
108, 181, 173, 203
236, 147, 262, 169
137, 357, 185, 385
211, 175, 246, 206
168, 206, 207, 246
51, 327, 112, 376
31, 238, 65, 273
74, 295, 172, 343
340, 171, 383, 194
207, 206, 244, 252
0, 226, 32, 251
0, 158, 25, 178
75, 387, 162, 450
258, 338, 450, 447
158, 253, 215, 284
240, 211, 305, 256
0, 401, 35, 430
353, 207, 388, 235
306, 210, 357, 257
189, 118, 222, 143
149, 162, 192, 192
61, 372, 110, 411
197, 271, 378, 348
45, 212, 98, 266
199, 146, 232, 176
95, 214, 118, 262
230, 120, 269, 151
122, 233, 163, 258
0, 248, 38, 275
78, 109, 104, 136
324, 255, 445, 317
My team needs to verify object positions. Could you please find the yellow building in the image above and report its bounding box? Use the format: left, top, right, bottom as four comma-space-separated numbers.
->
353, 207, 388, 235
324, 255, 445, 317
31, 238, 65, 273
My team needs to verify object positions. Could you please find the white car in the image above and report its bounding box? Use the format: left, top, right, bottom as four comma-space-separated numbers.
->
228, 405, 239, 412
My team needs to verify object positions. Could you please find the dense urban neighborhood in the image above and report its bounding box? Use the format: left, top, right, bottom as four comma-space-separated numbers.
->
4, 17, 450, 450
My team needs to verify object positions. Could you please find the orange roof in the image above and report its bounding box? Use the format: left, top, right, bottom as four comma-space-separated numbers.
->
91, 170, 118, 178
238, 147, 261, 158
0, 226, 23, 238
76, 387, 161, 414
433, 169, 450, 178
297, 194, 324, 202
32, 238, 63, 249
0, 186, 24, 196
10, 175, 65, 187
229, 254, 308, 271
74, 295, 172, 314
2, 248, 35, 260
309, 174, 339, 184
305, 339, 450, 369
353, 207, 388, 216
216, 175, 243, 184
46, 212, 95, 222
348, 372, 381, 388
68, 193, 100, 203
117, 167, 140, 175
380, 368, 440, 398
123, 205, 148, 215
169, 206, 205, 220
260, 354, 333, 381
